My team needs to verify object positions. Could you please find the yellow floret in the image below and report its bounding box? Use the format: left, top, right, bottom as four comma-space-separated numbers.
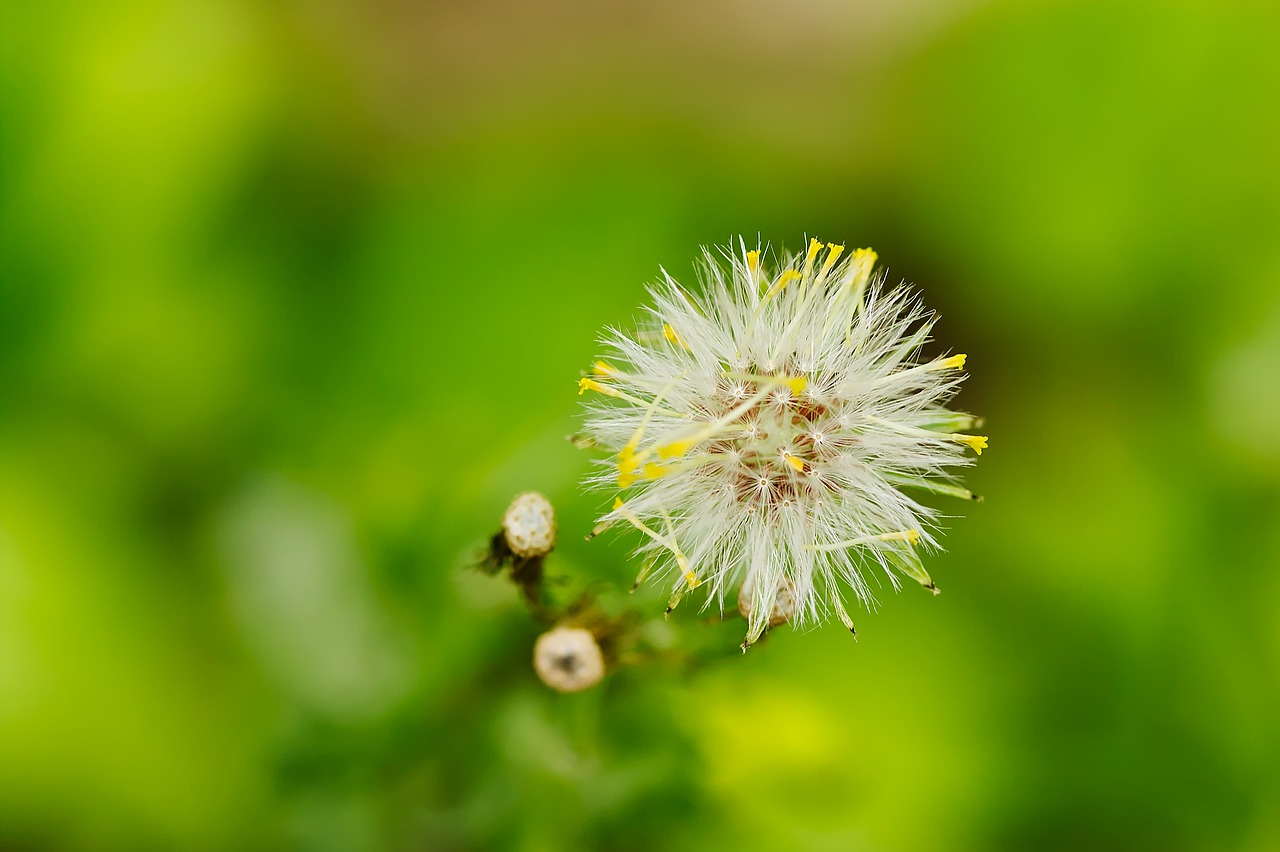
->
579, 377, 619, 397
658, 439, 693, 459
643, 462, 671, 480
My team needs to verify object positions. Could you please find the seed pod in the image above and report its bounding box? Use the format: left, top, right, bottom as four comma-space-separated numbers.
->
533, 626, 605, 693
737, 571, 797, 628
502, 492, 556, 558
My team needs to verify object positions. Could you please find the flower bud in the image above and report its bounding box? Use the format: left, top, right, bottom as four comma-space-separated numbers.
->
533, 626, 605, 693
502, 491, 556, 558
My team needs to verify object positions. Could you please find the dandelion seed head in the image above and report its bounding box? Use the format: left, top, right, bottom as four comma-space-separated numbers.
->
577, 238, 987, 645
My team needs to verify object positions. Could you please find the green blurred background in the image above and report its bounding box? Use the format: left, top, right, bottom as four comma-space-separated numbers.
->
2, 0, 1279, 849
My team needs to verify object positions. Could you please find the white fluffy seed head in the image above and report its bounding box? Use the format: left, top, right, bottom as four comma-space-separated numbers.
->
577, 238, 987, 644
738, 570, 796, 628
502, 491, 557, 558
533, 626, 605, 692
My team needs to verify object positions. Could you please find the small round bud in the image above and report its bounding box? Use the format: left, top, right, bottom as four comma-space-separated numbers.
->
502, 491, 556, 558
737, 571, 796, 627
533, 626, 605, 693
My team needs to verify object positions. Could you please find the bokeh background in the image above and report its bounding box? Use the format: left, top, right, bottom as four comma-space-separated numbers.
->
3, 0, 1279, 849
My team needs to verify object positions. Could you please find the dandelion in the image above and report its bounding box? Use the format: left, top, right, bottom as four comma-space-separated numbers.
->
576, 237, 987, 648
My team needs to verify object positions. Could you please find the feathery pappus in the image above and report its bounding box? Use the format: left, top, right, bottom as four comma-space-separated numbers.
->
576, 238, 987, 649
